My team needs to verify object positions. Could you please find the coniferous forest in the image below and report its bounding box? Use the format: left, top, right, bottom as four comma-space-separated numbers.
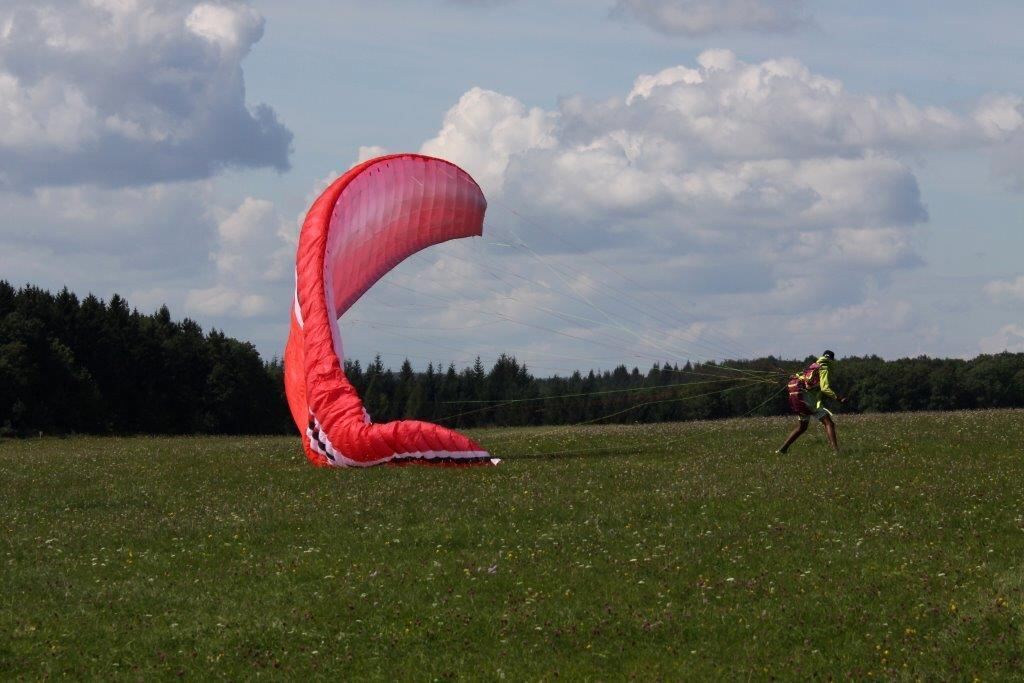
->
2, 281, 1024, 436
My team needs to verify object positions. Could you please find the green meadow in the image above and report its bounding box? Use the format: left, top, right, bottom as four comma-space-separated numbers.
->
2, 411, 1023, 680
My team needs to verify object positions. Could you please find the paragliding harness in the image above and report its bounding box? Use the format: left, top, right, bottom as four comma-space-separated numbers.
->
787, 360, 824, 417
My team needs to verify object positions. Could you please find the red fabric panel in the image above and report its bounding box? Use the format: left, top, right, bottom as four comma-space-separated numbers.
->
283, 313, 307, 433
284, 154, 492, 467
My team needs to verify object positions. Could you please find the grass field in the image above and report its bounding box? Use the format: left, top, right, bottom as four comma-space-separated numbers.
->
3, 411, 1023, 680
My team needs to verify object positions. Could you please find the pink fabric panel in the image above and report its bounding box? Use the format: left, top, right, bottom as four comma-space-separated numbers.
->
325, 156, 486, 320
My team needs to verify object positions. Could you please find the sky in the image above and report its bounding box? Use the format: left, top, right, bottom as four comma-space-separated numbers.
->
1, 0, 1023, 374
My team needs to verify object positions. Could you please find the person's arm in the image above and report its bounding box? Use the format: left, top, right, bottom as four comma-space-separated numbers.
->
818, 363, 839, 400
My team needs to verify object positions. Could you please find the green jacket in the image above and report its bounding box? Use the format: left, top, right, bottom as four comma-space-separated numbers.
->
814, 357, 838, 400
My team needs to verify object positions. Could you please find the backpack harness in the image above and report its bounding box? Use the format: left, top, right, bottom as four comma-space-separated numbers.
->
787, 361, 823, 416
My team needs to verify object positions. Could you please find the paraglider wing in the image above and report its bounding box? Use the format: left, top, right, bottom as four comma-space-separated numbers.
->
284, 154, 492, 467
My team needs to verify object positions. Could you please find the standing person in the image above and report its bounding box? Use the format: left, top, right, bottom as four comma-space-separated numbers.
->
777, 350, 846, 454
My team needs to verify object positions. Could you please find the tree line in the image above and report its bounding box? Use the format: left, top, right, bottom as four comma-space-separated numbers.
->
2, 281, 1023, 436
0, 282, 288, 436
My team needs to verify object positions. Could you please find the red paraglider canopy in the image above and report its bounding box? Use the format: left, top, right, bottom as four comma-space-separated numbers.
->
284, 154, 494, 467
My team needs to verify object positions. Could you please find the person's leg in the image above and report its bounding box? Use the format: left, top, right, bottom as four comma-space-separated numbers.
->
778, 419, 808, 453
821, 414, 839, 451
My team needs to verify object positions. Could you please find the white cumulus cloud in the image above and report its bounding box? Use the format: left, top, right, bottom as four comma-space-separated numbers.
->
185, 197, 296, 318
979, 324, 1024, 354
421, 87, 558, 195
0, 0, 291, 190
985, 275, 1024, 303
611, 0, 809, 36
340, 49, 1024, 364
